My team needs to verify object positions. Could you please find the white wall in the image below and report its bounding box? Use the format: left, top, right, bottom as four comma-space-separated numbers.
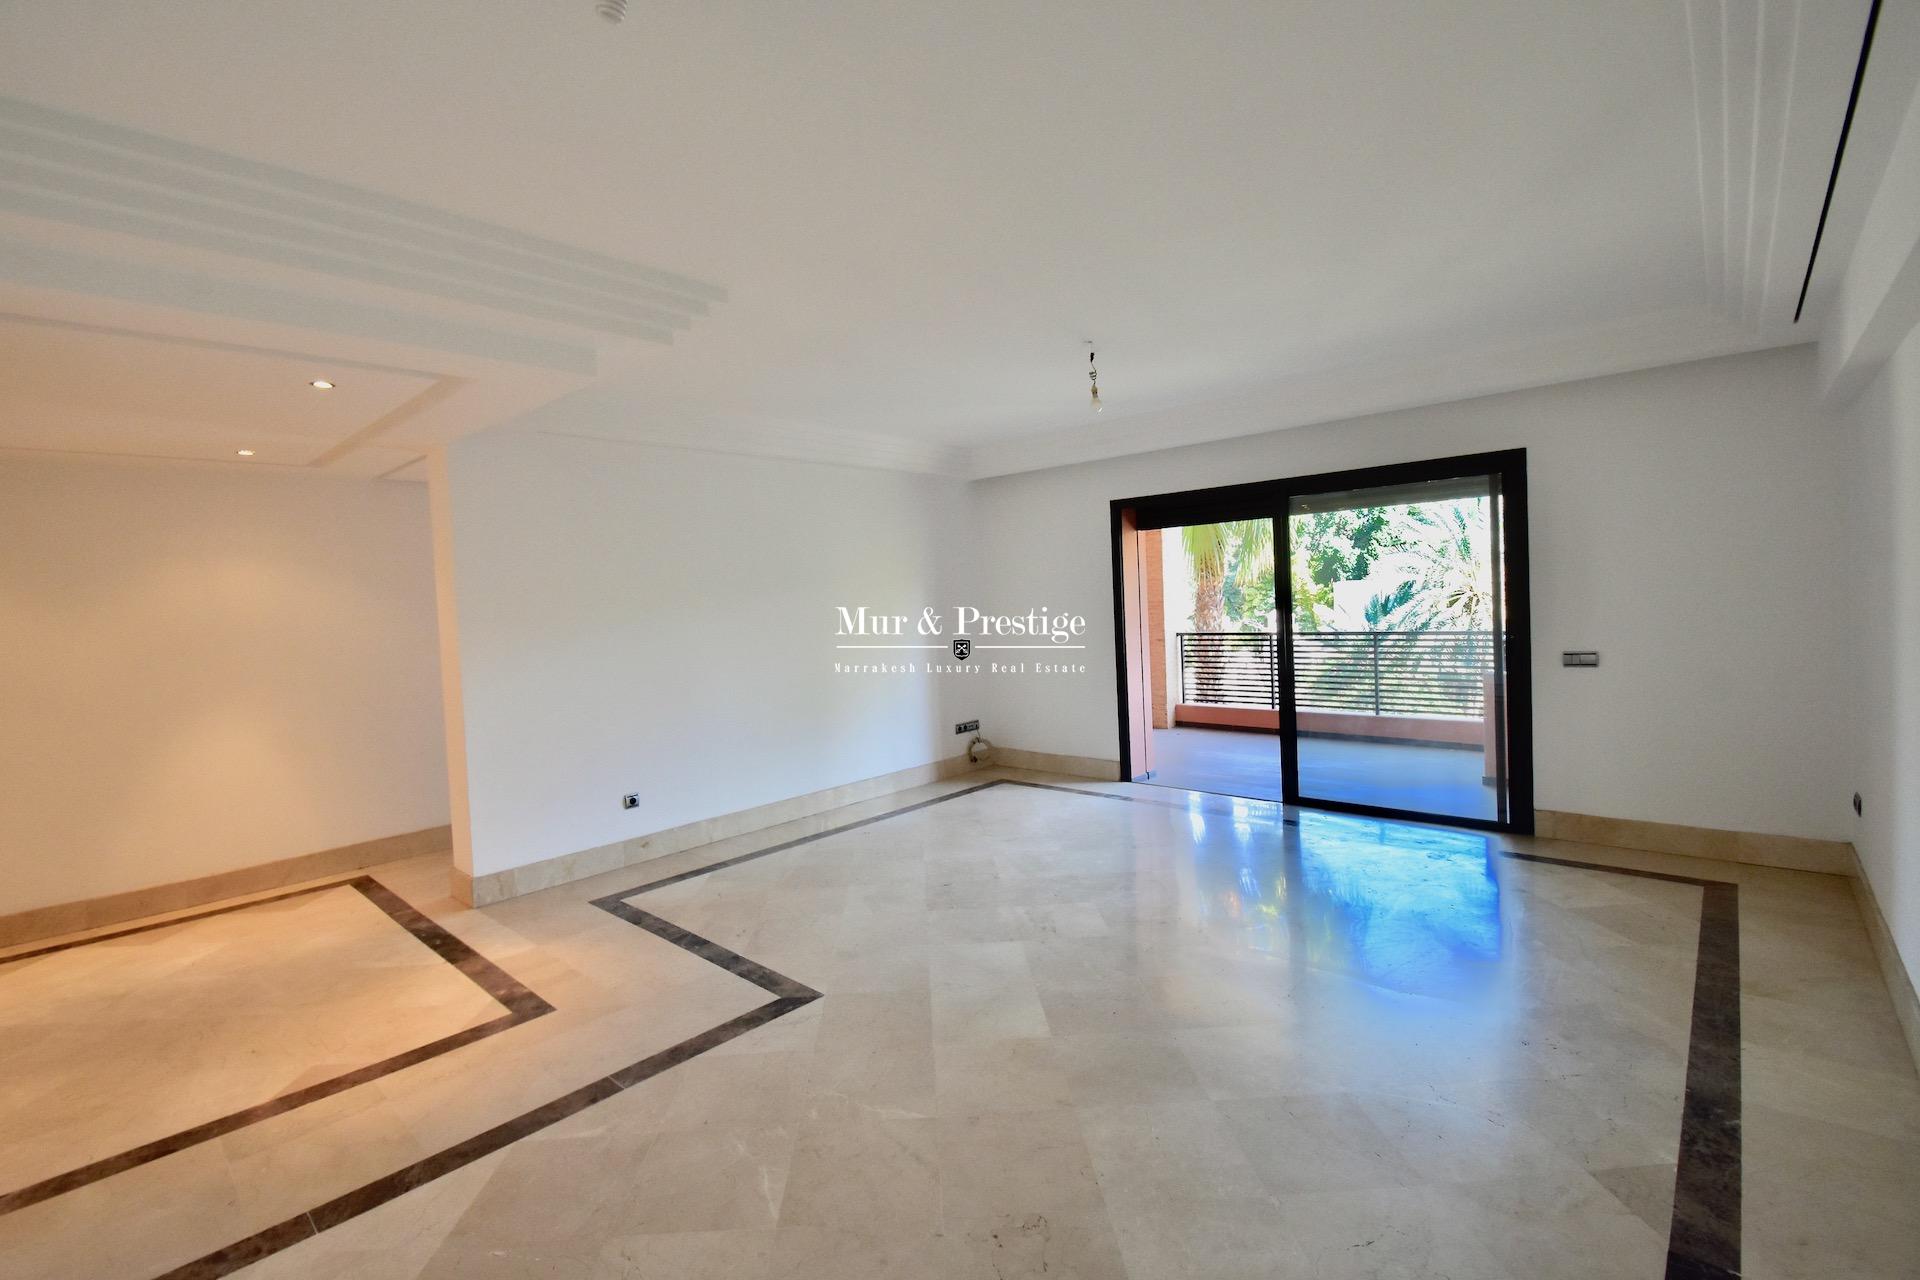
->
437, 430, 969, 878
1818, 12, 1920, 1016
1842, 311, 1920, 1004
0, 459, 448, 914
970, 345, 1856, 842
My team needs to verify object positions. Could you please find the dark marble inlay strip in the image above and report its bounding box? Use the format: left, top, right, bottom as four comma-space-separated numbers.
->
1503, 847, 1732, 889
595, 899, 819, 1002
0, 877, 551, 1218
1664, 881, 1742, 1280
352, 877, 554, 1019
148, 1213, 320, 1280
154, 997, 817, 1280
130, 777, 1738, 1280
1501, 850, 1743, 1277
1037, 784, 1747, 1277
0, 1012, 524, 1216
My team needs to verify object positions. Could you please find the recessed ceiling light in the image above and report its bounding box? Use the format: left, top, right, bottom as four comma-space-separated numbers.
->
236, 449, 255, 457
310, 379, 335, 390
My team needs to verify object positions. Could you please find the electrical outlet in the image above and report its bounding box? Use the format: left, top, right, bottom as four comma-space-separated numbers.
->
955, 720, 980, 735
622, 793, 639, 810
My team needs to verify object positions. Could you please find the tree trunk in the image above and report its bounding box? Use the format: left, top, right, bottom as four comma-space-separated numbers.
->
1193, 566, 1226, 632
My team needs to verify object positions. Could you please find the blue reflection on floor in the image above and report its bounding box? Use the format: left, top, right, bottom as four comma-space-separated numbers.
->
1186, 799, 1504, 998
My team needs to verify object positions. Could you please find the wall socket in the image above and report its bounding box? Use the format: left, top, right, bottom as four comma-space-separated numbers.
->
622, 793, 640, 810
955, 720, 980, 735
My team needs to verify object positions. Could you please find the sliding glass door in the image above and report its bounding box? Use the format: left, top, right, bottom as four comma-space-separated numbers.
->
1113, 449, 1532, 833
1278, 463, 1524, 827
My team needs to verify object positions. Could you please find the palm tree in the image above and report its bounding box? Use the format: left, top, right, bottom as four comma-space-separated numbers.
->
1180, 520, 1273, 631
1378, 501, 1493, 630
1361, 580, 1418, 629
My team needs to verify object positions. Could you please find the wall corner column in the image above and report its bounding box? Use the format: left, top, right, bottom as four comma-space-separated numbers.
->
426, 446, 477, 898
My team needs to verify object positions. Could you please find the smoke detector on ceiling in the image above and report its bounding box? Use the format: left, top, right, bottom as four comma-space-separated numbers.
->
596, 0, 628, 24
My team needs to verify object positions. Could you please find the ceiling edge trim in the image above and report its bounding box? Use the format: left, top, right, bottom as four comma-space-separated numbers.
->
534, 422, 969, 478
0, 238, 599, 374
0, 96, 725, 342
0, 97, 723, 302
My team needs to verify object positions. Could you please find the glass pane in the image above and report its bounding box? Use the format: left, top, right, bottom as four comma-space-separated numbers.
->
1286, 476, 1507, 823
1139, 519, 1283, 802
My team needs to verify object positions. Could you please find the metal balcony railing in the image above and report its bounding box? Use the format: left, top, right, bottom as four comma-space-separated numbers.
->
1177, 630, 1496, 718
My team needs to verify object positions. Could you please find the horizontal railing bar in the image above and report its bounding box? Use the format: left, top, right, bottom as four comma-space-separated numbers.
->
1179, 629, 1495, 719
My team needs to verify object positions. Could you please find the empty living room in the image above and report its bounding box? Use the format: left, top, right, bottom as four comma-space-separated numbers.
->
4, 3, 1920, 1277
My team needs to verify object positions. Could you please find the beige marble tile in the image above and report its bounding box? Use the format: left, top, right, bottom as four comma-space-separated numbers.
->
934, 1208, 1130, 1279
777, 1113, 938, 1233
2, 772, 1915, 1280
1078, 1099, 1271, 1203
933, 1035, 1073, 1115
0, 884, 500, 1196
934, 1109, 1105, 1221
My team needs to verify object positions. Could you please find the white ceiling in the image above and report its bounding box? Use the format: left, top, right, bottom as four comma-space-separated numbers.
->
0, 315, 437, 470
0, 0, 1886, 479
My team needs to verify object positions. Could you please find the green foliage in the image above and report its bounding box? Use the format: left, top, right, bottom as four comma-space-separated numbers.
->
1181, 499, 1493, 634
1287, 498, 1494, 632
1237, 562, 1276, 625
1284, 507, 1397, 631
1177, 522, 1234, 583
1300, 508, 1394, 587
1377, 501, 1493, 630
1362, 579, 1418, 628
1179, 519, 1274, 631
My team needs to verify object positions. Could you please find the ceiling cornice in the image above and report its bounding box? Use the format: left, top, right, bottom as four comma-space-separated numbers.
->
1683, 0, 1874, 332
0, 97, 722, 343
0, 236, 596, 374
0, 97, 735, 480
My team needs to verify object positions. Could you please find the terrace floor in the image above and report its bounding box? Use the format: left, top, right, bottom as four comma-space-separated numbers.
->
1148, 725, 1498, 821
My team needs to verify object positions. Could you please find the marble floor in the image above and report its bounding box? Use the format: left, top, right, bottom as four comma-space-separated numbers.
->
1, 771, 1915, 1279
1148, 725, 1497, 820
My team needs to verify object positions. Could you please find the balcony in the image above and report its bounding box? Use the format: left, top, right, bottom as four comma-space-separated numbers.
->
1153, 630, 1502, 819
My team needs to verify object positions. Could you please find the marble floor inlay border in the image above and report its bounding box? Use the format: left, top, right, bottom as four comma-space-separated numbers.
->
158, 876, 823, 1279
102, 779, 1738, 1280
1507, 850, 1742, 1280
0, 876, 553, 1218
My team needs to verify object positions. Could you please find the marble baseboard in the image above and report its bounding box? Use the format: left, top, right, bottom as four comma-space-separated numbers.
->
1850, 849, 1920, 1074
0, 826, 453, 950
1534, 809, 1855, 876
454, 754, 987, 906
988, 748, 1122, 781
